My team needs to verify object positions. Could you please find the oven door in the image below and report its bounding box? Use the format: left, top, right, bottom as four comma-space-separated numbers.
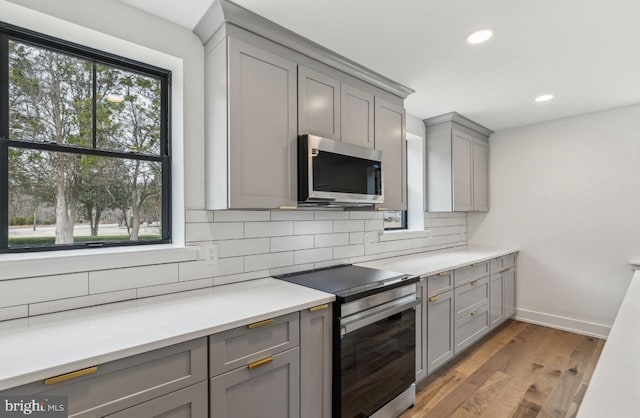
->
339, 296, 418, 418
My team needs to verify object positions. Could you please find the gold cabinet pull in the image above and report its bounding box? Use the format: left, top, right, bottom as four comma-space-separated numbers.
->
376, 207, 388, 211
247, 318, 274, 329
428, 296, 439, 302
419, 277, 426, 282
309, 304, 329, 312
278, 205, 297, 210
248, 356, 274, 370
45, 366, 98, 385
471, 280, 479, 286
438, 271, 449, 276
471, 310, 480, 316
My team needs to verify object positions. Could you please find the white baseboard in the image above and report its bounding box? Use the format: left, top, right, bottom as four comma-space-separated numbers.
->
515, 308, 610, 340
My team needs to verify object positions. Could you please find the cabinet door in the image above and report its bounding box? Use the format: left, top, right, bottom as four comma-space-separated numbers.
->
451, 129, 473, 211
105, 382, 207, 418
374, 97, 406, 210
503, 268, 516, 318
473, 138, 489, 211
416, 280, 427, 382
210, 348, 300, 418
228, 38, 297, 208
298, 66, 340, 140
490, 273, 504, 329
454, 304, 490, 355
340, 83, 374, 148
427, 289, 454, 374
300, 305, 332, 418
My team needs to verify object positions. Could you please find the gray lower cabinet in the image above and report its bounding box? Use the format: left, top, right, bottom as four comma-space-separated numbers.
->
300, 305, 332, 418
490, 273, 505, 329
298, 65, 341, 140
415, 279, 427, 382
454, 304, 490, 355
426, 289, 454, 374
105, 382, 208, 418
210, 348, 301, 418
340, 83, 374, 148
374, 96, 406, 211
504, 267, 516, 318
1, 338, 208, 418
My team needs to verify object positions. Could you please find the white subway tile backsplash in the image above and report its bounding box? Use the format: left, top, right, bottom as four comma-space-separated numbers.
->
315, 233, 349, 248
315, 259, 348, 269
137, 278, 214, 299
213, 210, 270, 222
245, 221, 293, 238
179, 257, 244, 281
333, 244, 365, 259
270, 210, 314, 221
186, 222, 243, 242
244, 252, 293, 272
294, 248, 333, 265
271, 235, 314, 252
214, 270, 270, 286
89, 264, 178, 294
314, 211, 349, 220
350, 232, 364, 245
333, 220, 364, 233
0, 305, 28, 321
348, 211, 381, 220
364, 219, 384, 231
0, 273, 88, 307
270, 264, 314, 277
215, 238, 270, 257
294, 220, 333, 235
29, 290, 137, 316
185, 210, 214, 223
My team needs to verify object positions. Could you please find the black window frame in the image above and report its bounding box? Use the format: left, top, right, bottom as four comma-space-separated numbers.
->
0, 22, 172, 253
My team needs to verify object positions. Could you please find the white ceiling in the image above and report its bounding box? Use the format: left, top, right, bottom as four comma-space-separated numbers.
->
118, 0, 640, 131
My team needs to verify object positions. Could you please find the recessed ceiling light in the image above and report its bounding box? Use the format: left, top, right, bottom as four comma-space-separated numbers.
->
535, 94, 554, 103
466, 29, 493, 44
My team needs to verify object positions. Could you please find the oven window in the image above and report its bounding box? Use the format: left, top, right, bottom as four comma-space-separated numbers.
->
340, 308, 415, 417
312, 150, 382, 196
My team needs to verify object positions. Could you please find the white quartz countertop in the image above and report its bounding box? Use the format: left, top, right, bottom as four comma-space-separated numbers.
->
0, 278, 334, 391
577, 270, 640, 418
357, 246, 518, 276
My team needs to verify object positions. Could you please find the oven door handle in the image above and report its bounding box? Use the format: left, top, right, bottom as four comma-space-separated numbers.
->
340, 296, 420, 336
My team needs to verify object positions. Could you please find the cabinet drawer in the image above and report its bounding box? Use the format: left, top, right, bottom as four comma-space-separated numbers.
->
454, 262, 489, 287
1, 338, 207, 418
489, 257, 502, 273
210, 347, 300, 418
454, 277, 489, 319
426, 271, 453, 297
503, 253, 517, 270
454, 305, 490, 355
210, 312, 299, 376
105, 381, 207, 418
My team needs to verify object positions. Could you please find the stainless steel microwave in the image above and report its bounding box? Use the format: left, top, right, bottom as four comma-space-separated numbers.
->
298, 135, 384, 205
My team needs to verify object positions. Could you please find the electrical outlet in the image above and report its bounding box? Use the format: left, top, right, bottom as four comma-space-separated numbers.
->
202, 244, 218, 265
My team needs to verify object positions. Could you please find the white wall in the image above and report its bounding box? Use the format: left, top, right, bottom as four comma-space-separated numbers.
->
468, 104, 640, 338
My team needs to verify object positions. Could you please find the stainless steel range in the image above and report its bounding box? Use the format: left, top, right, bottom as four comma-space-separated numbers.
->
276, 264, 419, 418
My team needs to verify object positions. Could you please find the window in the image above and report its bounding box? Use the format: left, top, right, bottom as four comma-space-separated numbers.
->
0, 23, 171, 252
383, 210, 407, 230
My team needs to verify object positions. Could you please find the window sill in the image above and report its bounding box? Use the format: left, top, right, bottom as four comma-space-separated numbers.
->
0, 245, 199, 281
380, 229, 429, 241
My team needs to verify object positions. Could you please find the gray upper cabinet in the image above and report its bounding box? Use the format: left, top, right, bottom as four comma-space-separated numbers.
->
300, 304, 332, 418
340, 83, 374, 148
298, 66, 341, 140
425, 112, 493, 212
375, 97, 407, 211
204, 35, 297, 209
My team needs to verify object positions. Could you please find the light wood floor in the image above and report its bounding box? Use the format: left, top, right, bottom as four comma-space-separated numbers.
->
401, 320, 605, 418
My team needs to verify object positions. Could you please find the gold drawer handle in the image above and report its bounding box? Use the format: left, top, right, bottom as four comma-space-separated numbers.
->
247, 318, 274, 329
438, 271, 449, 276
419, 277, 426, 282
45, 366, 98, 385
376, 207, 388, 211
248, 356, 274, 370
471, 280, 479, 286
309, 304, 329, 312
278, 205, 297, 210
428, 296, 439, 302
471, 310, 480, 316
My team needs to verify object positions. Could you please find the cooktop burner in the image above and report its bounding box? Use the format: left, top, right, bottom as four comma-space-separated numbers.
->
275, 264, 417, 303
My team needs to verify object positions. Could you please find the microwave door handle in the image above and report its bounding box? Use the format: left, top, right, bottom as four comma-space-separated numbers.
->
340, 297, 420, 336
